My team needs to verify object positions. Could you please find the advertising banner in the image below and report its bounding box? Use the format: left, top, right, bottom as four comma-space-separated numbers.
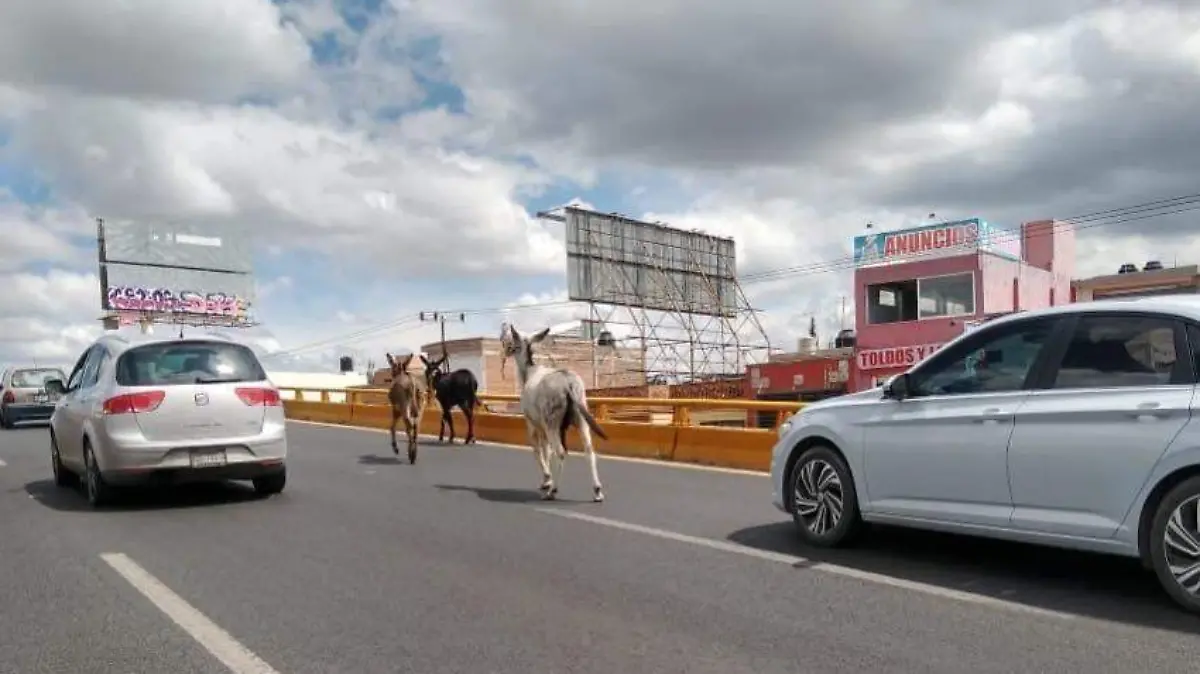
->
856, 343, 945, 371
853, 218, 1021, 268
102, 263, 253, 319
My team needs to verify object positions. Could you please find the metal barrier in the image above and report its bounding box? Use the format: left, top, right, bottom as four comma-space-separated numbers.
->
278, 387, 805, 472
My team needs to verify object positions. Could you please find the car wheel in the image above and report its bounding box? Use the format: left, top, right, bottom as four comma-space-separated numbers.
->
253, 470, 286, 497
50, 433, 72, 488
1149, 476, 1200, 614
788, 445, 863, 548
82, 442, 113, 508
0, 409, 12, 429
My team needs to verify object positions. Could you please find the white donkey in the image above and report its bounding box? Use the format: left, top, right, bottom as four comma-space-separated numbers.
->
501, 324, 608, 502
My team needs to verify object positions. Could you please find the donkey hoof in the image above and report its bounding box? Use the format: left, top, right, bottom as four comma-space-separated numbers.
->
593, 488, 605, 503
541, 489, 556, 501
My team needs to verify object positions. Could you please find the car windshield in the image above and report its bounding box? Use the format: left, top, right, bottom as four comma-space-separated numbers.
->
116, 341, 268, 387
11, 368, 66, 388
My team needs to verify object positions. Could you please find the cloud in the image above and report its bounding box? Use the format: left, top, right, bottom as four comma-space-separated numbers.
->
0, 0, 311, 103
3, 0, 1200, 372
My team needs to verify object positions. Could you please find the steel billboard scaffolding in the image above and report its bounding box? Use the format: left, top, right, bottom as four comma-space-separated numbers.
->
95, 218, 258, 331
543, 206, 771, 384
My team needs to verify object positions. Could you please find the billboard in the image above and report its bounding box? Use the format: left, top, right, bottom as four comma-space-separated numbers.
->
853, 218, 1021, 268
564, 207, 738, 317
102, 221, 252, 273
101, 263, 254, 320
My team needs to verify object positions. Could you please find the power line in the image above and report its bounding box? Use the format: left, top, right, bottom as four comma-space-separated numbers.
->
268, 193, 1200, 356
741, 194, 1200, 284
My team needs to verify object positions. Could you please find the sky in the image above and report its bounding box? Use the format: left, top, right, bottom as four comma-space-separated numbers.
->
2, 0, 1200, 373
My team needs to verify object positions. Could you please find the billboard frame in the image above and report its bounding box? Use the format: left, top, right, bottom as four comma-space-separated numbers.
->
565, 207, 737, 318
547, 206, 770, 383
96, 218, 258, 330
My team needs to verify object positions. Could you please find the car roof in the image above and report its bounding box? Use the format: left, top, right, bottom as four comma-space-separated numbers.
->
94, 330, 244, 356
983, 294, 1200, 330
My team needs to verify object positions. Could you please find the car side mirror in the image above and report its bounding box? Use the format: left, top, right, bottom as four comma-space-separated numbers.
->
882, 373, 910, 401
44, 379, 66, 396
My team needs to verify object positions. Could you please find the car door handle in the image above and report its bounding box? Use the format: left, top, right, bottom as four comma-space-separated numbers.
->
974, 407, 1011, 423
1130, 402, 1168, 421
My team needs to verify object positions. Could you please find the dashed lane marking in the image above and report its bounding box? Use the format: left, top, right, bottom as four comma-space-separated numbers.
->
101, 552, 282, 674
536, 507, 1079, 622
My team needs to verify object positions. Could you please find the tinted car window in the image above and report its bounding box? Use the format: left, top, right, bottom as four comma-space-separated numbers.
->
1052, 315, 1182, 389
116, 341, 267, 387
10, 368, 66, 388
911, 318, 1057, 396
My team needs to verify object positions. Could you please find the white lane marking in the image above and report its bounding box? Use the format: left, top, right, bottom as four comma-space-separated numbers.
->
100, 553, 282, 674
537, 508, 1078, 622
288, 419, 768, 477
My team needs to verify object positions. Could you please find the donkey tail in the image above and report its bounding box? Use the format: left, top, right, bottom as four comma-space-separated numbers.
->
566, 389, 608, 442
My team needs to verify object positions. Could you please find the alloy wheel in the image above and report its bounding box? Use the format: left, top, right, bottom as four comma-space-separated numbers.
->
794, 459, 844, 536
1164, 495, 1200, 596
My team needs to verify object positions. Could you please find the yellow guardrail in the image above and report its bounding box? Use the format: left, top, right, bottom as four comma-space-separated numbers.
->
278, 386, 806, 472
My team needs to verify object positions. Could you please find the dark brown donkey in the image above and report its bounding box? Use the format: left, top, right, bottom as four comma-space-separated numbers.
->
386, 353, 425, 464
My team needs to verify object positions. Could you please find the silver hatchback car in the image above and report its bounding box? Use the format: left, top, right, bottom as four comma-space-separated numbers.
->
46, 332, 288, 507
770, 295, 1200, 614
1, 366, 67, 428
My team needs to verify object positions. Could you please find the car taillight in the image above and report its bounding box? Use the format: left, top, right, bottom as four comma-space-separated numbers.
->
2, 390, 13, 404
103, 391, 166, 415
235, 387, 281, 407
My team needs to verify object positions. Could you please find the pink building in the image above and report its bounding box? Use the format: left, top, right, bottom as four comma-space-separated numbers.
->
850, 218, 1074, 391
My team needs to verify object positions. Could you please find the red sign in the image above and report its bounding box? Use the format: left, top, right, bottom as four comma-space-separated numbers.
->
857, 343, 944, 371
885, 222, 978, 259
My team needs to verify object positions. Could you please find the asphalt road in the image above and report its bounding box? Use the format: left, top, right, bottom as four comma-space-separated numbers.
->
2, 421, 1200, 674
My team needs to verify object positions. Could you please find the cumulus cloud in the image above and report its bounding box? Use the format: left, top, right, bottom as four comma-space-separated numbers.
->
2, 0, 1200, 368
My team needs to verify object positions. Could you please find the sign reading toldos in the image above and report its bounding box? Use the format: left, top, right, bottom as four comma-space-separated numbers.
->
852, 218, 1020, 268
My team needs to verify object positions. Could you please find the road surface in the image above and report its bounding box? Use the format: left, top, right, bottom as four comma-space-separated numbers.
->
1, 421, 1198, 673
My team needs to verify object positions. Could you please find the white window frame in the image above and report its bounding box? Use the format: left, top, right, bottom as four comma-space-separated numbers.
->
865, 271, 977, 326
916, 271, 977, 320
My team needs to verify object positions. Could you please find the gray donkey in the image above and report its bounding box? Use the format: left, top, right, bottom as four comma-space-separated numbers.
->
386, 352, 425, 464
501, 324, 608, 502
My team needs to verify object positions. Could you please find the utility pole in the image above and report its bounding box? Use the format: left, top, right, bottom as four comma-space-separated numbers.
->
418, 311, 466, 357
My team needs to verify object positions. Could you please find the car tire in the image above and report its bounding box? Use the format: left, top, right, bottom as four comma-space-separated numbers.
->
253, 470, 286, 497
1148, 475, 1200, 615
82, 442, 113, 508
788, 445, 863, 548
0, 409, 12, 429
50, 432, 72, 488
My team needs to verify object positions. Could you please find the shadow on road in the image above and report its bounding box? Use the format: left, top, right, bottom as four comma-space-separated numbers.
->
22, 479, 268, 513
357, 454, 411, 465
727, 521, 1200, 635
434, 483, 589, 504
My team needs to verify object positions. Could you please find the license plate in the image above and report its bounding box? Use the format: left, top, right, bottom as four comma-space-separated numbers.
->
189, 450, 228, 468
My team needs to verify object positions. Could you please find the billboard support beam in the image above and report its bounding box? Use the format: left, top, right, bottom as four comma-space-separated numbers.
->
553, 206, 770, 384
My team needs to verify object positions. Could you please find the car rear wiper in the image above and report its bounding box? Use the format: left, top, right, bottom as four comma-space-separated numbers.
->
194, 376, 247, 384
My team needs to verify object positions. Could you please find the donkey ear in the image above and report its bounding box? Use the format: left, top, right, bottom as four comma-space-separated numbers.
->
401, 354, 413, 370
531, 328, 551, 344
419, 355, 430, 367
386, 353, 396, 366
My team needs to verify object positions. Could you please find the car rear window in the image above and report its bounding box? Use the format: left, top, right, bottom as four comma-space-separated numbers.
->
115, 341, 268, 387
10, 368, 67, 388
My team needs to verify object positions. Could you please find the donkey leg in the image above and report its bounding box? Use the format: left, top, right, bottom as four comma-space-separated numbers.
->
528, 422, 552, 493
438, 409, 448, 443
545, 431, 567, 501
463, 403, 476, 444
389, 411, 399, 454
442, 409, 455, 444
578, 421, 604, 503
